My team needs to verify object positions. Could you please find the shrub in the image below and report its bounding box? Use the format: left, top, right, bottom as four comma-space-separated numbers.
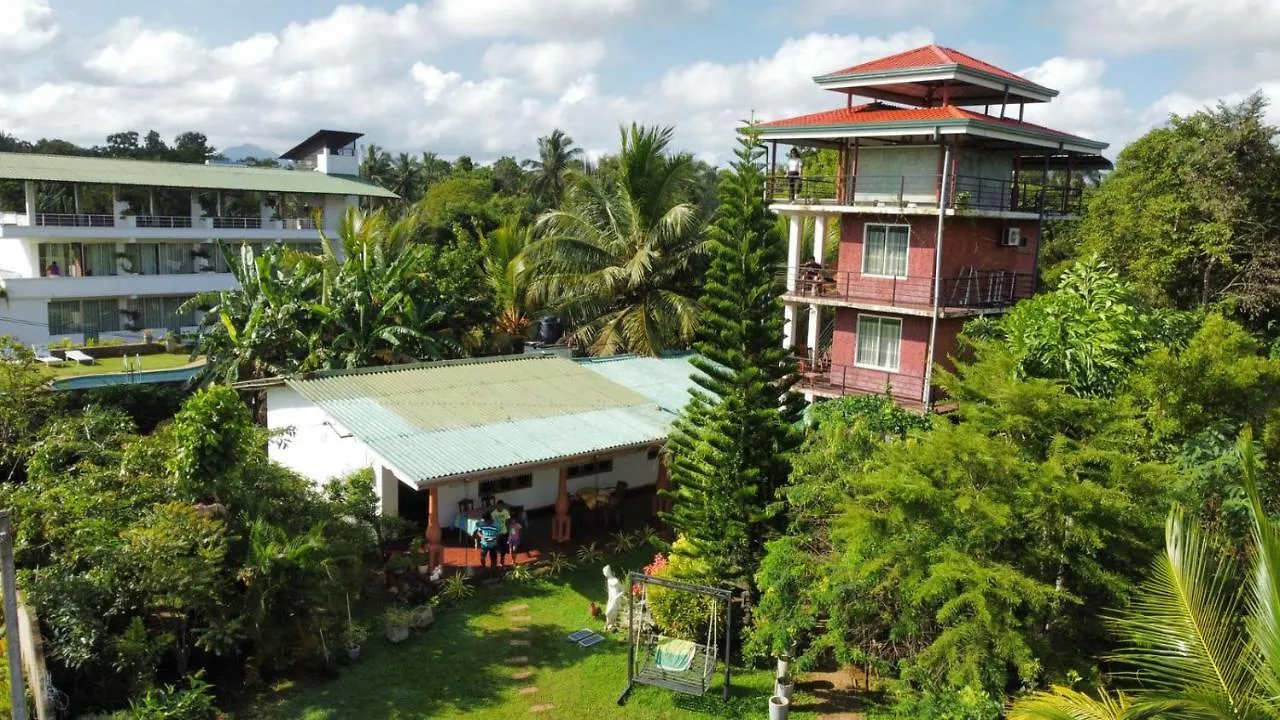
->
644, 543, 715, 642
122, 674, 218, 720
576, 541, 604, 565
608, 531, 633, 554
440, 574, 473, 602
543, 552, 575, 576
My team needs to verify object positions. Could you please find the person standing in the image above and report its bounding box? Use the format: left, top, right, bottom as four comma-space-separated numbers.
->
506, 519, 522, 564
491, 501, 512, 566
46, 260, 61, 277
473, 513, 501, 570
787, 148, 803, 201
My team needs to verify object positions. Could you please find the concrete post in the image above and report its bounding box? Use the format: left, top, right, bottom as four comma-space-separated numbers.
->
813, 215, 826, 264
552, 468, 572, 542
783, 303, 797, 350
786, 215, 802, 291
23, 181, 36, 219
425, 486, 444, 570
807, 304, 821, 361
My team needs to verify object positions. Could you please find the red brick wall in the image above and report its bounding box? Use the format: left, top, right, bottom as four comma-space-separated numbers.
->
829, 308, 932, 401
836, 214, 1039, 285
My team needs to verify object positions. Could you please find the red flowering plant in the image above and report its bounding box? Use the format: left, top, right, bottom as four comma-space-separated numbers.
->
633, 553, 668, 596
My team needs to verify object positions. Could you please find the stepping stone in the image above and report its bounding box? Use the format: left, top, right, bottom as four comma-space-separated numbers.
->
510, 639, 530, 647
506, 604, 530, 613
510, 626, 529, 633
519, 686, 538, 695
512, 669, 534, 680
530, 704, 555, 713
506, 656, 529, 665
510, 615, 532, 623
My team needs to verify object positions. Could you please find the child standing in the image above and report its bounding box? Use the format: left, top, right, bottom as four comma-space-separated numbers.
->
473, 513, 500, 569
506, 519, 523, 563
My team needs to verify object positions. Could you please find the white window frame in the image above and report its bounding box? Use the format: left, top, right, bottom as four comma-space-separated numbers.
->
854, 313, 903, 372
861, 223, 911, 278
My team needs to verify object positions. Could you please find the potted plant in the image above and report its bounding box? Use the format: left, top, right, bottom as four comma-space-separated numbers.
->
775, 674, 795, 702
410, 604, 434, 629
409, 538, 431, 575
119, 308, 140, 331
383, 606, 413, 643
769, 694, 790, 720
115, 252, 137, 275
954, 190, 973, 210
141, 328, 155, 344
386, 553, 413, 576
343, 621, 368, 661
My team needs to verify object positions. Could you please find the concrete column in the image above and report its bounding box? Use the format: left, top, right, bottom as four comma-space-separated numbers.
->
552, 467, 572, 542
425, 485, 444, 570
189, 191, 201, 220
377, 465, 400, 516
786, 214, 802, 291
807, 304, 821, 360
783, 303, 797, 350
23, 181, 36, 219
813, 215, 826, 263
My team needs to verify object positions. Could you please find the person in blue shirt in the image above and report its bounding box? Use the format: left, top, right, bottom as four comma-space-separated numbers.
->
473, 512, 501, 569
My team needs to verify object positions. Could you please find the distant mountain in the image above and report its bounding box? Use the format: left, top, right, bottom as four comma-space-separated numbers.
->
221, 143, 280, 162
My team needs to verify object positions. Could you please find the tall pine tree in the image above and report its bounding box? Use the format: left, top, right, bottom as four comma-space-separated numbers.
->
663, 123, 804, 585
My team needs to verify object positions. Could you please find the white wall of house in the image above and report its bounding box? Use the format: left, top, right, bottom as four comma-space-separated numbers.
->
0, 237, 36, 277
266, 386, 381, 490
853, 146, 941, 204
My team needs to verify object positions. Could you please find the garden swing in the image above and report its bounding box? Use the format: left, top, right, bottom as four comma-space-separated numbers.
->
618, 572, 735, 705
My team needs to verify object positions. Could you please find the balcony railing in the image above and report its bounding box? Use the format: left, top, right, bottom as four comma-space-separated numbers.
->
797, 364, 926, 404
134, 215, 194, 229
34, 213, 115, 227
783, 267, 1034, 311
766, 173, 1085, 216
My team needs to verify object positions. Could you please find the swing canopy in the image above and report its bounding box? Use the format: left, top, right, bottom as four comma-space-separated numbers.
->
619, 572, 735, 704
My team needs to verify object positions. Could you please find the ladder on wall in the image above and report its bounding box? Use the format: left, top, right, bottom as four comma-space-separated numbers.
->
949, 266, 977, 307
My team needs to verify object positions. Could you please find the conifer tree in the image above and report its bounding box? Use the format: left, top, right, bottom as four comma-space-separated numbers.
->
663, 124, 804, 585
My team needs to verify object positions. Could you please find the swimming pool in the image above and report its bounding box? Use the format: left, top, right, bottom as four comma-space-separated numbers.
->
50, 365, 203, 391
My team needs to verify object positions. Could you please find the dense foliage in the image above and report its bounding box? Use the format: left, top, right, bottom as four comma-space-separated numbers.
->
1067, 93, 1280, 333
2, 386, 378, 714
663, 125, 802, 587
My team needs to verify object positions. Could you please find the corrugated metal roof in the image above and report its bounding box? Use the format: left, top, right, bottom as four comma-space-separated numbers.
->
822, 45, 1044, 89
0, 152, 398, 198
285, 355, 683, 485
574, 354, 702, 413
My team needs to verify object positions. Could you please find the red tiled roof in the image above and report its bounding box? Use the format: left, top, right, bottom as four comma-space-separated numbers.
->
758, 102, 1098, 145
822, 44, 1039, 87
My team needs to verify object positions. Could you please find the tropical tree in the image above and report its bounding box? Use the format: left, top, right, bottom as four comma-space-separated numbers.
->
388, 152, 422, 207
1010, 432, 1278, 720
478, 217, 538, 347
527, 124, 705, 356
0, 339, 57, 483
524, 129, 583, 210
663, 123, 803, 586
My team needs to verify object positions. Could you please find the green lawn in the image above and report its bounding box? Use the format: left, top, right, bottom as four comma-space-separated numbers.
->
244, 548, 813, 720
41, 352, 200, 377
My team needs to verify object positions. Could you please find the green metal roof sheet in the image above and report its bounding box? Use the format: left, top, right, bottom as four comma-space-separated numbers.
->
285, 354, 685, 485
574, 354, 703, 413
0, 152, 398, 198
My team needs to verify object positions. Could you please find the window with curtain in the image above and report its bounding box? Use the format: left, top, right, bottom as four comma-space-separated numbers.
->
855, 315, 902, 371
84, 244, 116, 277
37, 244, 84, 276
137, 296, 196, 331
125, 244, 160, 275
862, 224, 910, 277
47, 300, 80, 334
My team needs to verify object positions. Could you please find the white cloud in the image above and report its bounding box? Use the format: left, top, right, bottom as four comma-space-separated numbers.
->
1019, 57, 1132, 147
83, 18, 207, 86
482, 40, 607, 93
793, 0, 986, 22
427, 0, 638, 37
1061, 0, 1280, 54
0, 0, 57, 55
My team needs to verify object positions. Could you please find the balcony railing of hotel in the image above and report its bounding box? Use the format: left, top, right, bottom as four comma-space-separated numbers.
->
796, 364, 926, 404
766, 173, 1085, 215
5, 213, 321, 230
782, 267, 1034, 310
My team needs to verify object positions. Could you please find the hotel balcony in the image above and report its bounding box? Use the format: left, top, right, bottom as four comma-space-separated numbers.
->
0, 212, 324, 239
781, 267, 1034, 317
766, 173, 1085, 217
796, 362, 927, 407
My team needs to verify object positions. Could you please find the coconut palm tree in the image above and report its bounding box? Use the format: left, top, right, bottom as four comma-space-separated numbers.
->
1010, 432, 1280, 720
360, 144, 393, 209
387, 152, 422, 208
524, 129, 583, 210
478, 217, 538, 347
526, 124, 704, 356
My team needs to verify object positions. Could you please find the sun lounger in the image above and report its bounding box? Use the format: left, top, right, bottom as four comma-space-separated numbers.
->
64, 349, 95, 365
31, 345, 63, 366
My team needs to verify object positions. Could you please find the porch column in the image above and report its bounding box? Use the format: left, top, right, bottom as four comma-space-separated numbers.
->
552, 467, 571, 543
786, 215, 802, 291
425, 486, 444, 569
807, 305, 821, 362
783, 303, 797, 350
652, 452, 671, 516
813, 215, 826, 264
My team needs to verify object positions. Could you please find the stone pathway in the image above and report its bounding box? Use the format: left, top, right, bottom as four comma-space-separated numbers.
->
501, 603, 553, 715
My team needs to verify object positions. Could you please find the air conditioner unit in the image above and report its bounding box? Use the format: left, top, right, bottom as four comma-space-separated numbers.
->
999, 227, 1023, 247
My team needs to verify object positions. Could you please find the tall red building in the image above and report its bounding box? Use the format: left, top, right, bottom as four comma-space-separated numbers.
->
758, 45, 1110, 410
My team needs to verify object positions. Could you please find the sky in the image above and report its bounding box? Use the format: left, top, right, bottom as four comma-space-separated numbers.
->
2, 0, 1279, 164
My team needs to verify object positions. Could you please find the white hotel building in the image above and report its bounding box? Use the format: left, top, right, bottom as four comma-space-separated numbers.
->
0, 130, 396, 346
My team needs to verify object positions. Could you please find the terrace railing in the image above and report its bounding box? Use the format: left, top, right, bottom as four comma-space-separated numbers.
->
34, 213, 115, 227
783, 267, 1034, 310
134, 215, 194, 229
796, 364, 926, 404
766, 173, 1085, 215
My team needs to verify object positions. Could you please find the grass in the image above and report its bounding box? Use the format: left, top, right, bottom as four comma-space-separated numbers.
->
242, 547, 813, 720
40, 352, 201, 378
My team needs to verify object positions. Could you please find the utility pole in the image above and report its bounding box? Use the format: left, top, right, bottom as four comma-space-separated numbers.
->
0, 512, 28, 720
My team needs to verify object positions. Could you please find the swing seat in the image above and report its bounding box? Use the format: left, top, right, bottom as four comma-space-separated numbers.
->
653, 637, 696, 672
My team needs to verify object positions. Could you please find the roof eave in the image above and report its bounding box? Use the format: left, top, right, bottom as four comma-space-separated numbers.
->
813, 65, 1058, 103
411, 438, 664, 488
758, 118, 1107, 153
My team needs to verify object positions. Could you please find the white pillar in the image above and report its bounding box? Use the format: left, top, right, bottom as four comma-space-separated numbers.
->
786, 215, 802, 291
377, 464, 400, 516
783, 303, 797, 350
23, 181, 36, 219
807, 304, 821, 358
813, 215, 826, 263
190, 191, 202, 220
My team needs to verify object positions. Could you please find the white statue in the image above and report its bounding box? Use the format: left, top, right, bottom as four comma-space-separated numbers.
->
603, 565, 625, 631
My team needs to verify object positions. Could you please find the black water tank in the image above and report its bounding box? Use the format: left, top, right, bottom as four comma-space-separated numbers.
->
537, 316, 563, 344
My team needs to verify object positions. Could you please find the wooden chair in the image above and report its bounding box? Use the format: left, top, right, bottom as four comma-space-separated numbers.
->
458, 498, 474, 514
480, 494, 497, 509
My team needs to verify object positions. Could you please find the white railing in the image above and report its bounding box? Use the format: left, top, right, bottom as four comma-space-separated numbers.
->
35, 213, 115, 227
132, 215, 194, 229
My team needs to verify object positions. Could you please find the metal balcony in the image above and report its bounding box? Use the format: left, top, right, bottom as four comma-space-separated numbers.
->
766, 173, 1085, 216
